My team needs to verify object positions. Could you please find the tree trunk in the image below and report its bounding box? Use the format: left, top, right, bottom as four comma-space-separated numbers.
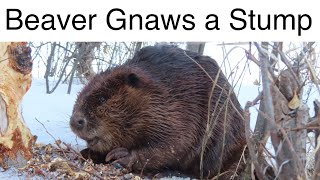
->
252, 42, 308, 179
134, 42, 143, 54
0, 42, 34, 168
75, 42, 100, 84
186, 42, 206, 55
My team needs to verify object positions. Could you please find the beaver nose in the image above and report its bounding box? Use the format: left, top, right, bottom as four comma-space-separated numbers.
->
71, 117, 87, 130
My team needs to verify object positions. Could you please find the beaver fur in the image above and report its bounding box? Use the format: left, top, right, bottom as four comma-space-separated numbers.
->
70, 45, 246, 179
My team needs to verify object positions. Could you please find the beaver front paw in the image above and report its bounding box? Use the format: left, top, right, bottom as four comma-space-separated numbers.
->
80, 148, 107, 164
105, 147, 138, 171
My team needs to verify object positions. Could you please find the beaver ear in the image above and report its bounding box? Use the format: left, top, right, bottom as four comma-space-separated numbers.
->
126, 73, 140, 87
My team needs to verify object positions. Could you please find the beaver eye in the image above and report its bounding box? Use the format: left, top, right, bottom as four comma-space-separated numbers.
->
98, 96, 107, 104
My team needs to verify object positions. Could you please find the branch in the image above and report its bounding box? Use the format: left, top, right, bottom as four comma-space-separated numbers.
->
253, 42, 279, 144
278, 47, 302, 87
244, 102, 266, 180
245, 50, 260, 67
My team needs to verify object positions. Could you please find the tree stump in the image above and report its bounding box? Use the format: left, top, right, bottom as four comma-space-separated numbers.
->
0, 42, 34, 168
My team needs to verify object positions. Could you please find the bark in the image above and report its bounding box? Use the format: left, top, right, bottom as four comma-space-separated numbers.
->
67, 44, 89, 94
134, 42, 142, 54
75, 42, 100, 84
275, 47, 307, 180
44, 42, 56, 94
313, 100, 320, 180
252, 42, 307, 180
0, 42, 34, 168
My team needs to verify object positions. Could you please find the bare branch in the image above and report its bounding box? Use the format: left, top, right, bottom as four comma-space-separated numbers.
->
244, 102, 266, 180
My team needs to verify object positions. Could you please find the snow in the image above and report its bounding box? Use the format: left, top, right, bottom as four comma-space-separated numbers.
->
21, 79, 86, 148
0, 168, 21, 180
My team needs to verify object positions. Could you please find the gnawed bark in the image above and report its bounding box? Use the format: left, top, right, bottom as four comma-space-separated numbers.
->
0, 42, 34, 168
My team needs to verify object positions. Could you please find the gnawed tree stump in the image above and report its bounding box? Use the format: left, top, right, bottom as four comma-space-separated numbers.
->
0, 42, 34, 168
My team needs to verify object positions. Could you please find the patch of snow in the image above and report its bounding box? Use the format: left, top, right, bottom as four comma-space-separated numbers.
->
0, 168, 20, 180
21, 79, 86, 149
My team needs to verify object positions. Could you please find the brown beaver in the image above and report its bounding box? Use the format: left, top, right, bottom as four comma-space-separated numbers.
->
70, 45, 246, 179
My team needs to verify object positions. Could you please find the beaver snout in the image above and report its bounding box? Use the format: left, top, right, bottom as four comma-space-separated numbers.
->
70, 114, 87, 131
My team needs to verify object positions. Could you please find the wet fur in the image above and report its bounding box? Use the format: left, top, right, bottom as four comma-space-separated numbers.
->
71, 46, 246, 178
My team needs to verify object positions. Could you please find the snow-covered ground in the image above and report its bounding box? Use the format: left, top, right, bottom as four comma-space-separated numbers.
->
21, 79, 86, 148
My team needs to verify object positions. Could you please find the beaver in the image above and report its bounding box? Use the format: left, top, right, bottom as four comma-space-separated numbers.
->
70, 45, 246, 179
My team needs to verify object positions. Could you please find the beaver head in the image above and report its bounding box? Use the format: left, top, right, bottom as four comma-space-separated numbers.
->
70, 66, 161, 153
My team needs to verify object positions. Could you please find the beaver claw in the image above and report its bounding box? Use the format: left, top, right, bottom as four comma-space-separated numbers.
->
105, 147, 137, 171
105, 147, 129, 162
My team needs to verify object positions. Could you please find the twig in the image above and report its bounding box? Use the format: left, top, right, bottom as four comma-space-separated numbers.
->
61, 143, 106, 178
62, 142, 93, 164
245, 50, 260, 67
295, 42, 315, 63
274, 160, 290, 180
278, 49, 301, 86
68, 162, 104, 180
211, 171, 232, 180
244, 102, 266, 180
0, 58, 9, 63
35, 118, 105, 179
245, 92, 263, 109
290, 126, 319, 131
217, 42, 250, 46
216, 89, 233, 178
231, 145, 247, 180
269, 42, 280, 68
140, 155, 155, 177
35, 118, 68, 159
